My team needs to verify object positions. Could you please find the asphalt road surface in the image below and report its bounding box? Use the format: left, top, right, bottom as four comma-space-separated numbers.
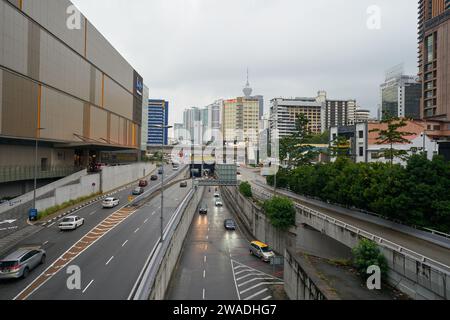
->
167, 188, 284, 301
0, 165, 189, 300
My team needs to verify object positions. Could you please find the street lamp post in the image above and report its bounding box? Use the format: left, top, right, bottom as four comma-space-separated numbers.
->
33, 128, 45, 214
151, 124, 172, 243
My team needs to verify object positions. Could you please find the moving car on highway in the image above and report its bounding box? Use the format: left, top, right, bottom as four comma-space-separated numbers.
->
199, 204, 208, 215
150, 175, 158, 181
249, 241, 275, 262
224, 219, 236, 230
215, 199, 223, 207
59, 216, 85, 231
180, 181, 188, 188
132, 187, 144, 195
214, 192, 220, 198
139, 180, 148, 187
0, 248, 46, 279
102, 197, 120, 208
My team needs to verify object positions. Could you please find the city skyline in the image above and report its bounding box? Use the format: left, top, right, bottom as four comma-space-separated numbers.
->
71, 0, 419, 126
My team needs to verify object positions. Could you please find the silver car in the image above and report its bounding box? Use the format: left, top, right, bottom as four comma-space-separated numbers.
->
0, 248, 46, 279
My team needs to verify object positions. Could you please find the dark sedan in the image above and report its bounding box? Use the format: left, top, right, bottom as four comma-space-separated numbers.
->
132, 187, 144, 195
224, 219, 237, 230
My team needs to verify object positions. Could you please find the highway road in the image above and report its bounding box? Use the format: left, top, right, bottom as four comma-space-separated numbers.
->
0, 165, 189, 300
167, 188, 284, 301
239, 166, 450, 268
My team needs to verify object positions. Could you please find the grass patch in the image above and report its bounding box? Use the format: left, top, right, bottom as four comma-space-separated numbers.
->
37, 192, 101, 220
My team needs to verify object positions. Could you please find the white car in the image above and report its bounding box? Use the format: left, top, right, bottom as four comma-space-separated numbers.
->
215, 199, 223, 207
59, 216, 84, 231
102, 197, 120, 208
214, 192, 220, 198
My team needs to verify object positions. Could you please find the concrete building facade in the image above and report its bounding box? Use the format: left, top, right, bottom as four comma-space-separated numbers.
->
418, 0, 450, 123
0, 0, 144, 189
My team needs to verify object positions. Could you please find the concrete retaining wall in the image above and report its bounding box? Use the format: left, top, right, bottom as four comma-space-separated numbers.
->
222, 185, 450, 300
101, 163, 154, 192
296, 206, 450, 300
150, 188, 204, 300
284, 248, 338, 300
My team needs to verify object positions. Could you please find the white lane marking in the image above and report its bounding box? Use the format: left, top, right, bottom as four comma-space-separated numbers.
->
240, 282, 282, 295
244, 288, 269, 300
134, 228, 140, 233
238, 277, 276, 288
262, 296, 272, 301
152, 211, 156, 216
89, 211, 96, 216
47, 222, 56, 228
106, 256, 114, 266
203, 270, 206, 278
144, 218, 149, 224
204, 256, 207, 263
235, 269, 254, 276
236, 273, 266, 282
122, 240, 129, 247
230, 260, 241, 301
202, 289, 206, 300
82, 280, 94, 293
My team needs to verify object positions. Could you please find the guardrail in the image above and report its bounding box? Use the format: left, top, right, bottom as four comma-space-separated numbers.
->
251, 186, 450, 276
129, 187, 196, 300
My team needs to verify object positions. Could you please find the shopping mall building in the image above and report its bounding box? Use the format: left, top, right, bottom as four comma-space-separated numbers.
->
0, 0, 146, 195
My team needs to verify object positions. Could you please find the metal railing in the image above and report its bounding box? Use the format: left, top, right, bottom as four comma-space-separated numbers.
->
251, 186, 450, 275
0, 166, 81, 184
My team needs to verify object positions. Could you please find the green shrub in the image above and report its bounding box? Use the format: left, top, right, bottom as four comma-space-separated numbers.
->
352, 239, 388, 280
37, 193, 101, 220
239, 182, 253, 198
263, 196, 296, 230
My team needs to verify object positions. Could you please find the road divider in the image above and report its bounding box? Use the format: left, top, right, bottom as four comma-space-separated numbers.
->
129, 186, 204, 300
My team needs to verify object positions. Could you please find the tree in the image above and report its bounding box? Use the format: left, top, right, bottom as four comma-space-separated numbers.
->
279, 114, 318, 168
329, 135, 351, 159
263, 196, 296, 230
304, 130, 330, 144
352, 239, 388, 281
239, 181, 253, 198
370, 116, 414, 165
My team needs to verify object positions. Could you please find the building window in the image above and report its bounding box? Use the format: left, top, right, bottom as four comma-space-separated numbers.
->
359, 131, 364, 139
426, 34, 434, 63
359, 147, 364, 157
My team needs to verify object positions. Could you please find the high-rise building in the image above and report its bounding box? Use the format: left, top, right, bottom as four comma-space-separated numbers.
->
222, 97, 260, 144
242, 70, 264, 120
140, 85, 150, 151
270, 97, 324, 138
270, 91, 358, 139
380, 66, 422, 120
321, 91, 357, 129
355, 109, 371, 123
0, 0, 144, 187
418, 0, 450, 123
173, 123, 185, 143
183, 107, 202, 144
148, 100, 169, 146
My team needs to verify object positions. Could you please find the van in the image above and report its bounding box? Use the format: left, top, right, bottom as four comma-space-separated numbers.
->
249, 241, 275, 262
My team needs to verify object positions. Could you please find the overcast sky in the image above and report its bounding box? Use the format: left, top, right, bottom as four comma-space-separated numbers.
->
72, 0, 419, 127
